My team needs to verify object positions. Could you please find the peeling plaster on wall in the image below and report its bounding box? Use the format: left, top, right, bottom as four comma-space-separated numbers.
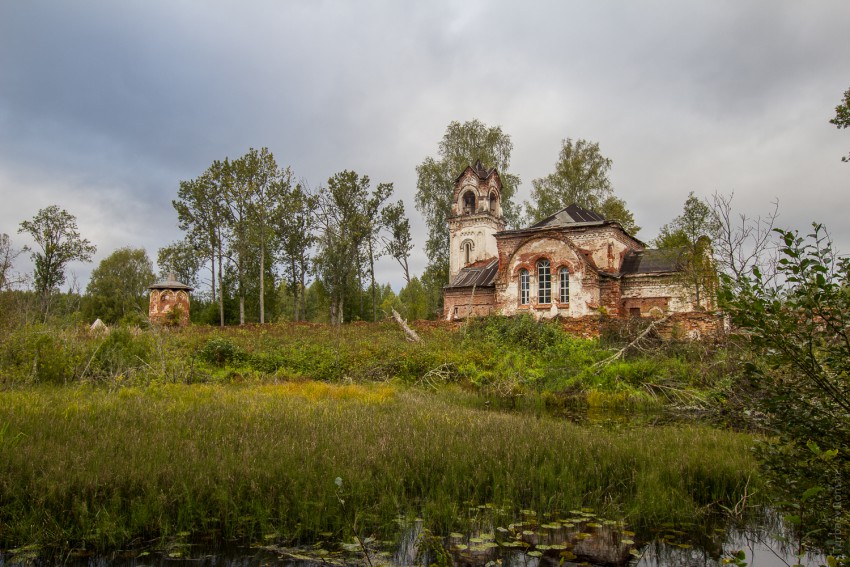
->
149, 289, 191, 326
621, 274, 696, 313
443, 166, 714, 332
448, 167, 505, 282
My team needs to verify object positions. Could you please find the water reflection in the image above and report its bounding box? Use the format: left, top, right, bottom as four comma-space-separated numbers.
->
0, 527, 829, 567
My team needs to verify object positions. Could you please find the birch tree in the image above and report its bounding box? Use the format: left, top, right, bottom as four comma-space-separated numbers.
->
18, 205, 96, 317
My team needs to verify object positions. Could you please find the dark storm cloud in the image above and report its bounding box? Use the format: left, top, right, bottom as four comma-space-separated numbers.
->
1, 0, 848, 291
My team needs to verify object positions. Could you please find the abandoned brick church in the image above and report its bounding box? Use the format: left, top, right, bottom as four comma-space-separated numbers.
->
443, 161, 713, 324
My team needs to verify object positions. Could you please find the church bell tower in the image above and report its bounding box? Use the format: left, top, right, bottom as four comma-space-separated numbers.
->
447, 160, 505, 283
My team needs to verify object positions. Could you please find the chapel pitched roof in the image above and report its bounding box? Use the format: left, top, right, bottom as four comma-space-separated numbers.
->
444, 258, 499, 289
529, 204, 606, 228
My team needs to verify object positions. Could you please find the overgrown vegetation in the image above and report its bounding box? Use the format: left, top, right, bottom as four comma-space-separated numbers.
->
721, 225, 850, 558
0, 313, 766, 554
0, 316, 740, 410
0, 383, 757, 550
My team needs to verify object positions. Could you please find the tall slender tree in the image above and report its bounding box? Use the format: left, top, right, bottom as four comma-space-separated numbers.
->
381, 200, 413, 286
173, 165, 229, 326
314, 171, 382, 325
278, 182, 317, 322
234, 147, 290, 324
654, 192, 719, 309
364, 182, 394, 321
0, 233, 25, 291
524, 138, 639, 233
18, 205, 96, 317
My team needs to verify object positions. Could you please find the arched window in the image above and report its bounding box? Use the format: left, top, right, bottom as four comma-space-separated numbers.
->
559, 267, 570, 303
462, 191, 476, 214
537, 259, 551, 304
462, 240, 473, 265
489, 192, 498, 214
519, 269, 529, 305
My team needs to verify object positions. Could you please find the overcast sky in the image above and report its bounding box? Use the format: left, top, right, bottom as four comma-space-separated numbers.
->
2, 1, 848, 293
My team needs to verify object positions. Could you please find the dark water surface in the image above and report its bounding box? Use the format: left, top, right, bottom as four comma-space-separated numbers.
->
0, 517, 827, 567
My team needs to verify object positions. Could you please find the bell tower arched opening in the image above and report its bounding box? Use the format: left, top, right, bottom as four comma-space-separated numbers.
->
462, 191, 476, 215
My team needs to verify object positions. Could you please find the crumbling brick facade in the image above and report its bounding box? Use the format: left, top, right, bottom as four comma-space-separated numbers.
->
148, 274, 192, 326
443, 163, 716, 331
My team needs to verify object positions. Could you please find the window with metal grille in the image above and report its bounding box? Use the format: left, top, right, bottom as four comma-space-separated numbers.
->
519, 269, 529, 305
537, 259, 551, 304
559, 267, 570, 303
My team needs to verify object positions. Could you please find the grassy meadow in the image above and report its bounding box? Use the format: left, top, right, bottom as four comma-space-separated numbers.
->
0, 316, 759, 551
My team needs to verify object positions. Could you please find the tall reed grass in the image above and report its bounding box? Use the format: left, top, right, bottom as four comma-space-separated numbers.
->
0, 383, 758, 550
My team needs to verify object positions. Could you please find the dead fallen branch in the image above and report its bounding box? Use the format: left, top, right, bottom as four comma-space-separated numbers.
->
592, 314, 672, 369
391, 308, 421, 343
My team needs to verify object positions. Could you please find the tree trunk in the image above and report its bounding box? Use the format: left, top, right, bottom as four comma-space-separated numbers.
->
358, 270, 364, 321
210, 254, 216, 318
291, 258, 299, 322
239, 287, 245, 325
217, 244, 225, 327
259, 225, 265, 324
369, 239, 377, 322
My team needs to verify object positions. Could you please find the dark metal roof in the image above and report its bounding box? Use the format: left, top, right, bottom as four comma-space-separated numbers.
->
621, 249, 681, 275
148, 273, 194, 291
529, 204, 606, 228
445, 258, 499, 288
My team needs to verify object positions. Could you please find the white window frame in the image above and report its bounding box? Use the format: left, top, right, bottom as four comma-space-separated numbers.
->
559, 267, 570, 303
519, 269, 529, 305
537, 259, 551, 304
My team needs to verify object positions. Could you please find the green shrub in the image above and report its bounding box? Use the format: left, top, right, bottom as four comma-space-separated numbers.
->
465, 314, 562, 350
91, 327, 153, 379
198, 337, 244, 367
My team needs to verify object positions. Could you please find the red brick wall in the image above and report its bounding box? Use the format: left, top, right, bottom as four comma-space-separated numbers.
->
443, 287, 497, 320
557, 312, 724, 339
149, 289, 191, 326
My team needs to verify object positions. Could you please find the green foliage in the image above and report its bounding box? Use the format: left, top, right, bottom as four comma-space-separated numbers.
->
465, 314, 561, 350
830, 87, 850, 162
278, 183, 317, 322
655, 192, 719, 309
84, 247, 155, 324
173, 159, 229, 326
91, 327, 154, 378
398, 277, 429, 321
157, 239, 202, 289
721, 224, 850, 557
18, 205, 97, 315
314, 171, 393, 324
524, 138, 639, 233
198, 336, 244, 367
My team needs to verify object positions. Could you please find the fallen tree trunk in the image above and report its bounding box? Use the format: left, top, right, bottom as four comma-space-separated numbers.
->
592, 314, 672, 370
391, 308, 421, 343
